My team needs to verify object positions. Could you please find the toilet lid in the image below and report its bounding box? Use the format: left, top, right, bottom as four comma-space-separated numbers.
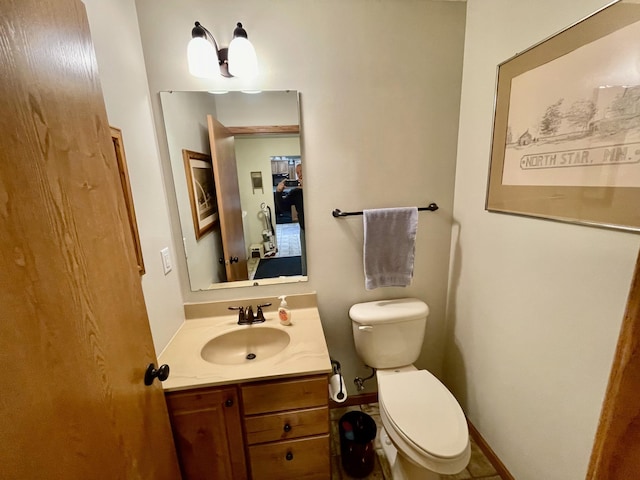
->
379, 370, 468, 459
349, 298, 429, 325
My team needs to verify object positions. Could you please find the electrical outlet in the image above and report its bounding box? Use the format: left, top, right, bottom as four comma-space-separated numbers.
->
160, 247, 172, 275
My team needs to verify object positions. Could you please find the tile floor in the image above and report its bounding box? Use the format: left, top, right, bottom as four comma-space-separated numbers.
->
274, 223, 301, 258
247, 223, 301, 280
330, 403, 502, 480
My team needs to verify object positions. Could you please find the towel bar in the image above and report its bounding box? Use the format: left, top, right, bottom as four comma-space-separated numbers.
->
332, 202, 439, 218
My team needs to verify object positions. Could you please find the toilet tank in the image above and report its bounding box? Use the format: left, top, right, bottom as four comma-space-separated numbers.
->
349, 298, 429, 369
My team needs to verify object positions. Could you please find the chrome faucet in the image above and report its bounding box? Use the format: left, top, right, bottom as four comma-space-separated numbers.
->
229, 303, 272, 325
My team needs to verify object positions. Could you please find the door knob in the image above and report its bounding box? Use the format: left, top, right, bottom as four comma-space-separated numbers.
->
144, 363, 170, 386
219, 257, 239, 264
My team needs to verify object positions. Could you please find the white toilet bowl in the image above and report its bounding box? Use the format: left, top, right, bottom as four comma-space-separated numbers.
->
377, 367, 470, 479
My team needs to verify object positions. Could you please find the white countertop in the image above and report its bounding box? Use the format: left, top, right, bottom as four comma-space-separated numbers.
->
158, 293, 332, 392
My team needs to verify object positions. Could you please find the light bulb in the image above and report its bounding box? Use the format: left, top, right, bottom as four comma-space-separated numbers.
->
187, 37, 217, 78
227, 37, 258, 79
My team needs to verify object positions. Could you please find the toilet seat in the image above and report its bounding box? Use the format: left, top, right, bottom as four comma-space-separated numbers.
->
378, 369, 469, 471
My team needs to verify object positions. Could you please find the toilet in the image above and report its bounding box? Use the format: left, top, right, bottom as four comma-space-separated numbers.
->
349, 298, 470, 480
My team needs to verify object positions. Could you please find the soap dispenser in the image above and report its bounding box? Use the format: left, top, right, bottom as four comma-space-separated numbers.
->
277, 295, 291, 326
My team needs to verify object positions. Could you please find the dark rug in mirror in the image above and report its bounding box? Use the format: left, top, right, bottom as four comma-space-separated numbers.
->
254, 256, 302, 279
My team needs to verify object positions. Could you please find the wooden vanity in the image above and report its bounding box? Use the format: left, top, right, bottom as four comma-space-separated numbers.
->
166, 374, 330, 480
159, 293, 332, 480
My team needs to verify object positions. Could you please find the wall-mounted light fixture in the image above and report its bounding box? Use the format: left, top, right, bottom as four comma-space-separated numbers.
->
187, 21, 258, 79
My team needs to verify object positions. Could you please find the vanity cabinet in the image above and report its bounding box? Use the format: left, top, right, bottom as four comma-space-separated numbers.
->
165, 386, 248, 480
165, 374, 330, 480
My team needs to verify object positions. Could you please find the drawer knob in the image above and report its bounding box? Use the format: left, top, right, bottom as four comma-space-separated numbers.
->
225, 399, 234, 407
285, 451, 293, 461
283, 423, 292, 433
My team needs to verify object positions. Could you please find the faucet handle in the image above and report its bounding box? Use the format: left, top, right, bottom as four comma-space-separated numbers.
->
255, 303, 271, 323
228, 306, 246, 324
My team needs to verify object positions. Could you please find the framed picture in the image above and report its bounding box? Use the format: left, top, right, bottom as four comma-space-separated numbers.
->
182, 149, 218, 239
110, 126, 145, 275
486, 0, 640, 232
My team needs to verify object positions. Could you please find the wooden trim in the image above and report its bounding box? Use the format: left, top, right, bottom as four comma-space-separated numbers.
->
227, 125, 299, 136
110, 127, 145, 275
587, 247, 640, 479
467, 420, 516, 480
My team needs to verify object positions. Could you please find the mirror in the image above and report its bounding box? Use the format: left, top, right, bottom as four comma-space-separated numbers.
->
160, 90, 306, 291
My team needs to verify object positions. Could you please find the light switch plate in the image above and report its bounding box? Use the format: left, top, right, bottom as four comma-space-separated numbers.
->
160, 247, 172, 275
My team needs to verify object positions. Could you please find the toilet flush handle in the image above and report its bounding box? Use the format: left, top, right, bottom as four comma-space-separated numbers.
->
358, 325, 373, 331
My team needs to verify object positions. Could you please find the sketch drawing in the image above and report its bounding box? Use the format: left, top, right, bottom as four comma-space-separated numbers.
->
182, 149, 218, 240
192, 165, 216, 221
502, 19, 640, 188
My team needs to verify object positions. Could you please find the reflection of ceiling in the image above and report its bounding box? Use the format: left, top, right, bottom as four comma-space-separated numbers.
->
214, 91, 300, 127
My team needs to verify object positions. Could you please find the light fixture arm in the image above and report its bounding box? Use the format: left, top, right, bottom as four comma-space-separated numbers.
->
191, 21, 231, 77
192, 21, 220, 53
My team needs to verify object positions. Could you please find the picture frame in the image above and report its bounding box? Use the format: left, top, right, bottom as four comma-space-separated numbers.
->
182, 149, 218, 240
110, 127, 145, 275
486, 0, 640, 233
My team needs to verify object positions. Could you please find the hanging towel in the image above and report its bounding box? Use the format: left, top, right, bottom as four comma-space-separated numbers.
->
363, 207, 418, 290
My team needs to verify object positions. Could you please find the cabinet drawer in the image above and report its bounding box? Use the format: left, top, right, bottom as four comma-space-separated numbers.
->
248, 435, 330, 480
241, 375, 328, 415
166, 386, 237, 412
245, 406, 329, 445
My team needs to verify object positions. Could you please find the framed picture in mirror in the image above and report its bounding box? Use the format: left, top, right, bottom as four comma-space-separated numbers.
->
182, 149, 218, 240
486, 0, 640, 232
110, 126, 145, 275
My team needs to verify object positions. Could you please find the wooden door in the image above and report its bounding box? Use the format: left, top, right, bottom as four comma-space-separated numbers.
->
587, 247, 640, 479
0, 1, 181, 479
207, 115, 248, 281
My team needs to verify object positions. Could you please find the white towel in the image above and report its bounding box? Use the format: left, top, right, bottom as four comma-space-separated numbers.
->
363, 207, 418, 290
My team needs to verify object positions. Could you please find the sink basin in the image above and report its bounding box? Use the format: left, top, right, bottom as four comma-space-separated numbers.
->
201, 327, 291, 365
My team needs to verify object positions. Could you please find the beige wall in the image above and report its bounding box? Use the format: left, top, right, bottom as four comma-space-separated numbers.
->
447, 0, 640, 478
83, 0, 185, 352
135, 0, 467, 386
